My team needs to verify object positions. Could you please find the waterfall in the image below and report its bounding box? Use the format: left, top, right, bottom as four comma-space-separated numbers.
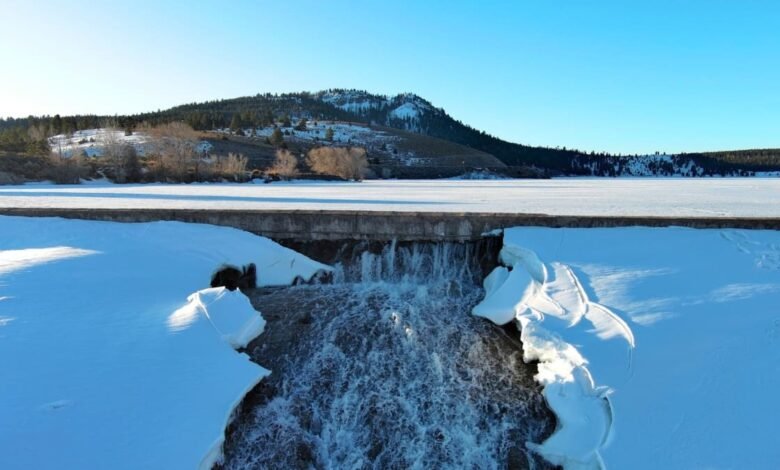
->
220, 240, 556, 470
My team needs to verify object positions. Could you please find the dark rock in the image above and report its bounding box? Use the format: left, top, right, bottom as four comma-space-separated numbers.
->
211, 265, 242, 291
239, 263, 257, 290
211, 263, 257, 292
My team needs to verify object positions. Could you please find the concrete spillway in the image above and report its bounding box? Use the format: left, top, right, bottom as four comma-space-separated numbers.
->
1, 207, 779, 241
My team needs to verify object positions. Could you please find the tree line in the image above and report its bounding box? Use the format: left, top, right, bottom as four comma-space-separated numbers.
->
2, 90, 779, 176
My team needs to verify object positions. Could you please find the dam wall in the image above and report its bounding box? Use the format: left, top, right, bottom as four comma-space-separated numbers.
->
1, 208, 779, 241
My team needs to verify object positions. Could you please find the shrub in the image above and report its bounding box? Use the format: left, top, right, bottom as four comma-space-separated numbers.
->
101, 129, 140, 183
306, 146, 368, 181
46, 154, 90, 184
199, 153, 248, 182
0, 170, 23, 185
216, 152, 248, 181
268, 149, 299, 179
0, 153, 50, 181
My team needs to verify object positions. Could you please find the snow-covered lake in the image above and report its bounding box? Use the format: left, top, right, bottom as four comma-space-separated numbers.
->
1, 178, 780, 217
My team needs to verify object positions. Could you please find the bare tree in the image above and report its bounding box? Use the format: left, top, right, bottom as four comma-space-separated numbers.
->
27, 122, 49, 142
147, 122, 199, 181
46, 151, 90, 184
307, 146, 368, 180
215, 153, 248, 181
100, 129, 141, 183
100, 128, 123, 173
197, 153, 248, 182
268, 149, 299, 179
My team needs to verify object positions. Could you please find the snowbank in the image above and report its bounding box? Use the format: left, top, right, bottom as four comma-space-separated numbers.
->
0, 216, 329, 469
474, 227, 780, 468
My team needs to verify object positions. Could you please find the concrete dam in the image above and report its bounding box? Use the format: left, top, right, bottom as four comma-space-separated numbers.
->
2, 207, 780, 241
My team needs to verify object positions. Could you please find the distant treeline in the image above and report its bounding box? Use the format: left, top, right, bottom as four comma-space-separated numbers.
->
2, 91, 779, 175
688, 149, 780, 171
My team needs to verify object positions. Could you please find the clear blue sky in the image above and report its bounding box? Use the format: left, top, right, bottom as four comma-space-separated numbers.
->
1, 0, 778, 154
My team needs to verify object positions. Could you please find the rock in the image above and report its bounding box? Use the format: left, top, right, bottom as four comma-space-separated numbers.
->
211, 265, 242, 291
211, 263, 258, 292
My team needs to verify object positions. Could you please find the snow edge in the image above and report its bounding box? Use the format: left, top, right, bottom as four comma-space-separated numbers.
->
168, 287, 270, 470
472, 232, 635, 469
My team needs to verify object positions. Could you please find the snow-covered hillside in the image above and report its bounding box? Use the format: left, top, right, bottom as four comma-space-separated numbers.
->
476, 227, 780, 468
48, 129, 148, 157
47, 129, 212, 158
318, 89, 386, 113
572, 153, 703, 176
227, 121, 399, 148
570, 153, 754, 177
221, 121, 445, 167
0, 217, 328, 469
316, 90, 437, 133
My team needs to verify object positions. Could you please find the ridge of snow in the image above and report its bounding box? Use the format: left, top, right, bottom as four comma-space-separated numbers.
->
473, 233, 633, 468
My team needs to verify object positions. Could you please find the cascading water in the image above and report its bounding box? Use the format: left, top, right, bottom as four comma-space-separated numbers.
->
220, 240, 557, 470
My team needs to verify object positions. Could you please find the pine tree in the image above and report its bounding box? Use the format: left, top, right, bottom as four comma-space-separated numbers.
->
269, 128, 284, 146
295, 118, 307, 131
263, 111, 274, 126
230, 114, 243, 132
325, 127, 334, 142
52, 114, 63, 135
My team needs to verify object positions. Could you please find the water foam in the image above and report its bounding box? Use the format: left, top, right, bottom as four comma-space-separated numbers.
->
221, 242, 556, 469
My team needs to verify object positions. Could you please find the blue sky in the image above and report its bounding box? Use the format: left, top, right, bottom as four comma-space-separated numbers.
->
1, 0, 778, 154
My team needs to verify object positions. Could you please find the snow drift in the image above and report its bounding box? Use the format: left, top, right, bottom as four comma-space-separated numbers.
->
475, 227, 780, 469
0, 216, 329, 469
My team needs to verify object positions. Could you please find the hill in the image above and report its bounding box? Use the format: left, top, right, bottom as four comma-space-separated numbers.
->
2, 89, 779, 177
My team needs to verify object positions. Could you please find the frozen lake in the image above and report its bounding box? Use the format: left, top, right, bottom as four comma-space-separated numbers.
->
1, 178, 779, 218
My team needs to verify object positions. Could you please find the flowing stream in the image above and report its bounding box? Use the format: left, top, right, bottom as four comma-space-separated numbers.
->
219, 240, 557, 469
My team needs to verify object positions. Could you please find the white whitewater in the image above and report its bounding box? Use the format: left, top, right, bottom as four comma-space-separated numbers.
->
222, 241, 557, 469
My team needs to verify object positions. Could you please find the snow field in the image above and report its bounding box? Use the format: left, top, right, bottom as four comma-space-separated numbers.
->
1, 178, 779, 217
474, 226, 780, 468
48, 128, 212, 158
48, 129, 148, 157
0, 216, 329, 469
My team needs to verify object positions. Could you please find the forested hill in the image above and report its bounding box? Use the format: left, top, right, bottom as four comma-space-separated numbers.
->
2, 89, 779, 176
160, 89, 607, 172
